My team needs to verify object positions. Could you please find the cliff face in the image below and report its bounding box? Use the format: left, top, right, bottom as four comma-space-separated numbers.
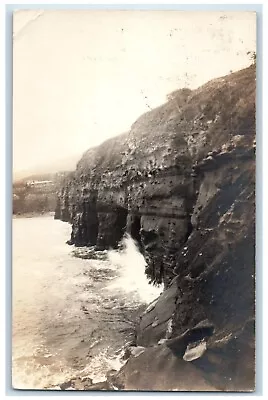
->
56, 66, 255, 390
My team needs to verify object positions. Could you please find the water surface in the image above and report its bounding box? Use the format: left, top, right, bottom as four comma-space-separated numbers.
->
12, 215, 162, 389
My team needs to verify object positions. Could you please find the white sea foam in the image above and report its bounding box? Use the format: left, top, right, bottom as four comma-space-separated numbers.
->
107, 233, 163, 303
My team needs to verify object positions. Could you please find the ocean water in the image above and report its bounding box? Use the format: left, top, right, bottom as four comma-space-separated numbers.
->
12, 215, 162, 389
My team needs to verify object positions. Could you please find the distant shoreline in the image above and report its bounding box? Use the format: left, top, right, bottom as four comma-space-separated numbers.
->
13, 212, 55, 219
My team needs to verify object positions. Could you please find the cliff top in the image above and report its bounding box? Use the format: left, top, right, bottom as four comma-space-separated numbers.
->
74, 65, 255, 184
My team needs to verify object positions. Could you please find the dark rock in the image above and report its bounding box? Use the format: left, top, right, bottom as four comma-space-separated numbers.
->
113, 344, 217, 391
59, 380, 72, 390
84, 380, 114, 391
58, 376, 113, 391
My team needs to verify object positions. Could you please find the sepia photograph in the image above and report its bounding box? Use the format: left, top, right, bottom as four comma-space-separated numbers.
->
12, 9, 256, 391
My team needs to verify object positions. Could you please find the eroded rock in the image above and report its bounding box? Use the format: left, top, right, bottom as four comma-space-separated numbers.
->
56, 65, 256, 391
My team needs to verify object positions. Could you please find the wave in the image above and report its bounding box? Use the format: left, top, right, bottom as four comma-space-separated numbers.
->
107, 233, 163, 304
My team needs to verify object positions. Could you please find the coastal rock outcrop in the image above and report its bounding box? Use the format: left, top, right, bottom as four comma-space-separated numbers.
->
13, 172, 69, 216
56, 65, 256, 391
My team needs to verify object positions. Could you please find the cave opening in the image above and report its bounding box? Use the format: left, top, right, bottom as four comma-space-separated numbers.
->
87, 211, 99, 246
114, 207, 128, 247
130, 215, 142, 248
81, 197, 99, 246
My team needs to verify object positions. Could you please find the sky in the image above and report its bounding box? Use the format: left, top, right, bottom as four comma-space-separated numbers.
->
13, 10, 256, 178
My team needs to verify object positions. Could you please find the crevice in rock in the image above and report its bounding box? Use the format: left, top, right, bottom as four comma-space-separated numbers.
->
95, 206, 128, 250
86, 203, 99, 246
190, 263, 206, 279
61, 193, 70, 222
130, 215, 142, 248
114, 207, 128, 247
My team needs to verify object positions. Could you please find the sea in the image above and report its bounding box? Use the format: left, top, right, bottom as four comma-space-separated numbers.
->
12, 214, 162, 389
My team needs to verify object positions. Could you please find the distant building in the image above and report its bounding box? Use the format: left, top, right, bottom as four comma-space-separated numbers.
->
26, 180, 53, 187
25, 180, 55, 192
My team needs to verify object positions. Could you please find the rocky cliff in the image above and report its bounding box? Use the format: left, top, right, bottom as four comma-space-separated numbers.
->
56, 65, 256, 391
